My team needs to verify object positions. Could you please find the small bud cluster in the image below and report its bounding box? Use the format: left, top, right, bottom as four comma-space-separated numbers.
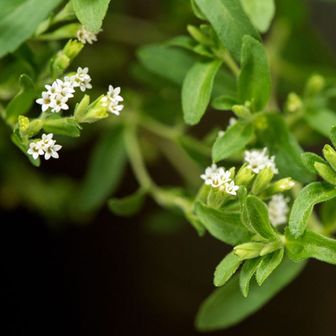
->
268, 194, 290, 226
27, 133, 62, 160
101, 85, 124, 115
36, 67, 92, 113
244, 148, 278, 174
201, 164, 239, 196
77, 26, 98, 45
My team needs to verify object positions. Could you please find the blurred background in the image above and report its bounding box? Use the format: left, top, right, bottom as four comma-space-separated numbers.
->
1, 0, 336, 335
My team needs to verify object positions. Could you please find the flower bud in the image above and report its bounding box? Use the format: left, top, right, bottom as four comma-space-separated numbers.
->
251, 167, 274, 195
314, 162, 336, 185
286, 93, 303, 113
74, 95, 90, 121
207, 188, 227, 209
305, 74, 325, 96
260, 241, 283, 256
76, 96, 109, 123
187, 25, 210, 46
63, 40, 84, 59
18, 116, 30, 137
265, 178, 295, 195
235, 164, 255, 186
51, 53, 70, 78
234, 242, 264, 260
323, 144, 336, 172
232, 104, 251, 119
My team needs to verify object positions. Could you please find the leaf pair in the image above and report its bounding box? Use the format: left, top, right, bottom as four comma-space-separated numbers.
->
182, 0, 272, 128
196, 259, 305, 331
239, 249, 283, 297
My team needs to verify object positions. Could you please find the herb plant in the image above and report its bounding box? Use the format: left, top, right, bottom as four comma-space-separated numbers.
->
2, 0, 336, 332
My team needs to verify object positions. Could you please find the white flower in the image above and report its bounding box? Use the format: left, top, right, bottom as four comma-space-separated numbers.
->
223, 180, 239, 196
268, 194, 289, 226
244, 148, 278, 174
201, 164, 220, 185
43, 141, 62, 160
201, 164, 239, 196
71, 67, 92, 92
26, 133, 62, 161
50, 94, 69, 113
101, 85, 124, 116
40, 133, 54, 151
27, 142, 44, 160
36, 92, 52, 112
77, 26, 98, 44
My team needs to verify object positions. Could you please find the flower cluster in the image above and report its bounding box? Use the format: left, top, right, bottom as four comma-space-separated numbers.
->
201, 164, 239, 196
101, 85, 124, 115
77, 26, 98, 44
27, 133, 62, 160
36, 67, 92, 113
244, 148, 278, 174
268, 194, 289, 226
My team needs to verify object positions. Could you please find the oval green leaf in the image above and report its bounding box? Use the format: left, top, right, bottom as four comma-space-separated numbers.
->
214, 251, 242, 287
182, 60, 222, 125
289, 182, 336, 237
195, 202, 251, 245
238, 35, 271, 111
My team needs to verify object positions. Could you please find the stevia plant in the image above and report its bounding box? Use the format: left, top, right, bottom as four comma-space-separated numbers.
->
2, 0, 336, 332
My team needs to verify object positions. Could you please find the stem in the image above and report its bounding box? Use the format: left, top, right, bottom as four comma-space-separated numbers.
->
123, 124, 152, 190
123, 120, 196, 217
215, 49, 240, 77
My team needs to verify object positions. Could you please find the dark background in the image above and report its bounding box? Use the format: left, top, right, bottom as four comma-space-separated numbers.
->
2, 1, 336, 335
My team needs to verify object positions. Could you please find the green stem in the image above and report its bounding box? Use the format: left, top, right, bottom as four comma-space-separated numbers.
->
123, 124, 152, 190
215, 49, 240, 77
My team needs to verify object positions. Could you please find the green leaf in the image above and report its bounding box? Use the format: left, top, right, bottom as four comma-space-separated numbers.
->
182, 60, 222, 125
196, 258, 305, 331
212, 120, 254, 162
238, 36, 271, 111
76, 126, 127, 214
245, 195, 279, 240
211, 95, 238, 110
257, 114, 314, 183
0, 0, 63, 57
71, 0, 111, 33
195, 202, 251, 245
289, 182, 336, 237
108, 188, 147, 217
239, 257, 261, 297
190, 0, 206, 20
304, 108, 336, 137
195, 0, 259, 61
256, 249, 284, 285
137, 44, 195, 85
5, 74, 35, 124
301, 152, 325, 174
43, 117, 81, 137
286, 229, 336, 265
214, 252, 242, 287
240, 0, 275, 33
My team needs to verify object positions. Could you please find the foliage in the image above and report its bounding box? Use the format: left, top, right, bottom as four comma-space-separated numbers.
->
2, 0, 336, 332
